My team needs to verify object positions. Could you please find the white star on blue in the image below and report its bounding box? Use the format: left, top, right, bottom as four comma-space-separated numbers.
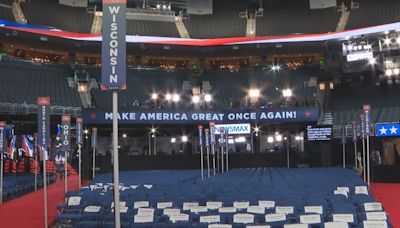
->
376, 123, 400, 137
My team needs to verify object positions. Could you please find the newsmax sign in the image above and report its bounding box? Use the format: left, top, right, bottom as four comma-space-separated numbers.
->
82, 107, 318, 125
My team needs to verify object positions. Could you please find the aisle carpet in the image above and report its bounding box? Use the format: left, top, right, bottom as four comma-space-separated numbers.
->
0, 174, 79, 227
371, 183, 400, 227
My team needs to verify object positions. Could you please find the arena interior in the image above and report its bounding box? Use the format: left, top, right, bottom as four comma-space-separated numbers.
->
0, 0, 399, 227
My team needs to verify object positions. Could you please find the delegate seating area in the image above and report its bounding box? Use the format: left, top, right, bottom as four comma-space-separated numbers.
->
346, 0, 400, 30
55, 168, 390, 228
91, 68, 316, 110
126, 20, 180, 38
0, 58, 81, 107
21, 0, 93, 33
2, 173, 56, 202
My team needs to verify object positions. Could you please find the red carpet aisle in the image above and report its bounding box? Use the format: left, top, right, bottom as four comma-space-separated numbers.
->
0, 174, 79, 227
371, 183, 400, 227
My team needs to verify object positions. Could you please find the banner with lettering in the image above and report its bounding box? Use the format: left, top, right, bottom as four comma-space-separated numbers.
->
37, 97, 51, 159
0, 121, 5, 154
101, 0, 126, 90
61, 115, 71, 151
82, 107, 319, 124
76, 117, 83, 145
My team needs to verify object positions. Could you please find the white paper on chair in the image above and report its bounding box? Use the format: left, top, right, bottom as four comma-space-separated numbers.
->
300, 214, 321, 224
157, 202, 173, 209
324, 222, 349, 228
233, 213, 254, 224
84, 206, 101, 213
137, 208, 155, 216
208, 224, 232, 228
304, 205, 323, 214
275, 206, 294, 214
366, 212, 387, 221
258, 200, 275, 209
111, 201, 126, 208
183, 202, 199, 211
200, 215, 220, 223
247, 206, 265, 214
163, 208, 181, 216
265, 213, 286, 222
143, 184, 153, 189
112, 206, 129, 213
67, 196, 81, 206
364, 202, 383, 212
332, 214, 354, 223
336, 187, 350, 193
284, 224, 309, 228
219, 207, 237, 213
233, 201, 250, 209
190, 206, 208, 213
207, 201, 223, 210
355, 186, 369, 195
134, 201, 149, 209
363, 220, 388, 228
247, 225, 271, 228
169, 213, 189, 222
334, 190, 348, 198
134, 214, 154, 223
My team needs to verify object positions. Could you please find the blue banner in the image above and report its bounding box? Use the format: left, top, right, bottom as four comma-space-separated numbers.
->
91, 127, 98, 149
360, 114, 366, 139
209, 122, 216, 145
82, 107, 319, 125
204, 128, 210, 146
101, 0, 126, 90
376, 123, 400, 137
0, 121, 5, 154
76, 117, 83, 145
37, 97, 51, 159
198, 125, 203, 146
61, 115, 71, 151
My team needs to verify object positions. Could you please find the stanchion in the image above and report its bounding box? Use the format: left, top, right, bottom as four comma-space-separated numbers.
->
367, 136, 370, 186
212, 145, 216, 175
0, 122, 6, 204
64, 150, 68, 194
43, 147, 48, 228
200, 145, 204, 180
112, 92, 121, 227
342, 143, 346, 168
34, 135, 38, 191
78, 145, 82, 189
362, 138, 366, 182
354, 140, 357, 170
0, 153, 3, 204
206, 145, 210, 178
286, 137, 290, 169
92, 148, 96, 178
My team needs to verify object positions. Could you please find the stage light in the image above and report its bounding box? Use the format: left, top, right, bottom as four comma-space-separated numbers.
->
384, 38, 391, 45
122, 134, 127, 138
228, 139, 235, 144
151, 93, 158, 100
275, 134, 282, 142
282, 88, 292, 98
369, 58, 376, 65
397, 37, 400, 44
151, 128, 156, 133
156, 4, 161, 9
181, 135, 188, 142
171, 137, 176, 143
267, 136, 274, 143
295, 136, 302, 141
204, 94, 212, 102
248, 89, 260, 98
165, 93, 172, 101
192, 95, 200, 104
271, 65, 281, 71
254, 126, 260, 133
84, 129, 89, 134
172, 94, 180, 102
394, 68, 400, 75
386, 69, 393, 76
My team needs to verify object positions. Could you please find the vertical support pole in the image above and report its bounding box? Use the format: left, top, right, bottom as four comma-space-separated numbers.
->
112, 92, 121, 228
65, 150, 68, 194
43, 148, 48, 228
